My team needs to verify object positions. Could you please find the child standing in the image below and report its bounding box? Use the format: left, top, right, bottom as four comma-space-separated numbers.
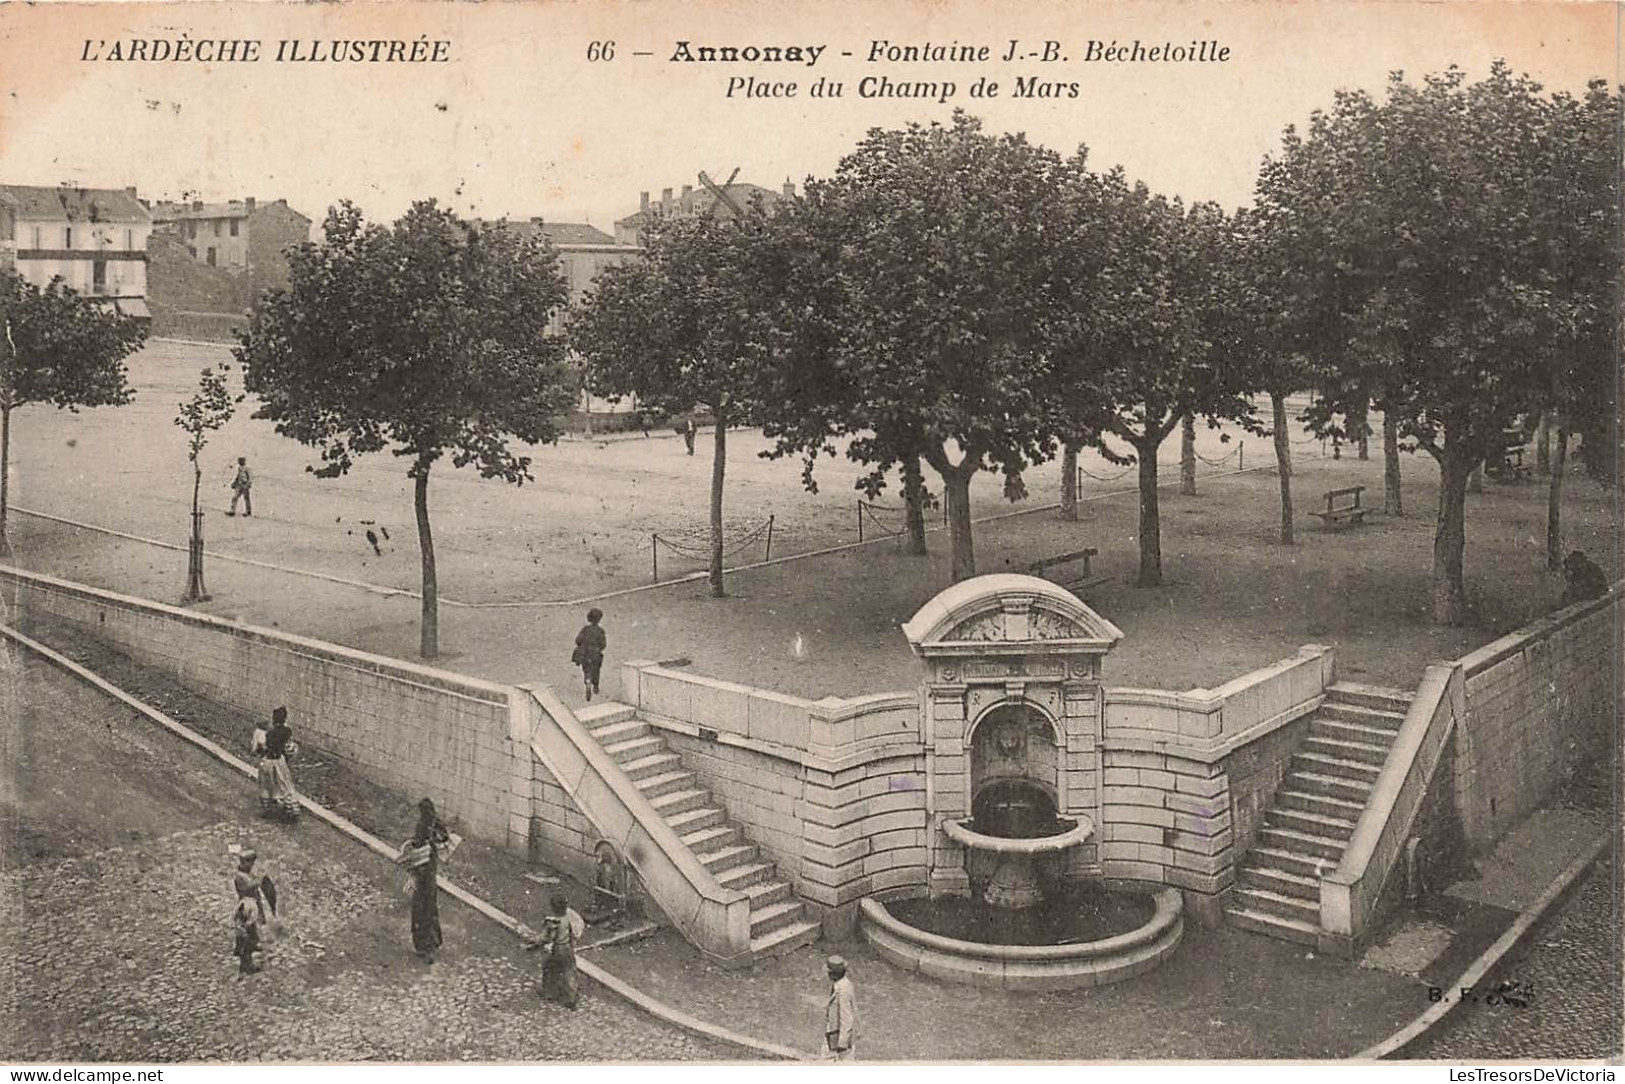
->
571, 608, 607, 701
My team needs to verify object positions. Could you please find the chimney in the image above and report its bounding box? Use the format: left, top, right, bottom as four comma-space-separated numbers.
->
681, 184, 693, 207
244, 196, 256, 212
125, 186, 138, 200
192, 199, 203, 211
661, 187, 673, 210
783, 179, 795, 198
640, 191, 650, 213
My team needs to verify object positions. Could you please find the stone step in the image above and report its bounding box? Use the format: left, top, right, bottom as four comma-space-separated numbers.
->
649, 788, 712, 816
1319, 701, 1407, 729
696, 842, 759, 874
1258, 825, 1348, 863
748, 898, 807, 938
1312, 717, 1401, 746
750, 918, 823, 961
603, 735, 668, 763
1267, 806, 1359, 840
717, 861, 777, 891
664, 806, 725, 834
635, 770, 697, 800
1293, 750, 1383, 783
588, 717, 648, 744
621, 752, 685, 782
743, 879, 791, 909
1233, 885, 1320, 923
1327, 683, 1414, 712
1225, 905, 1321, 946
1304, 734, 1392, 767
1275, 788, 1369, 820
1240, 864, 1320, 900
680, 823, 741, 851
1249, 845, 1338, 880
1287, 770, 1375, 804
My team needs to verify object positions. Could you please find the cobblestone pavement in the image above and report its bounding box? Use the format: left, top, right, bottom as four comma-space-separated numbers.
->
0, 654, 734, 1062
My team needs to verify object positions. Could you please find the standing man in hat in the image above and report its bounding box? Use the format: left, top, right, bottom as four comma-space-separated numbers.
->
823, 955, 857, 1061
228, 456, 253, 517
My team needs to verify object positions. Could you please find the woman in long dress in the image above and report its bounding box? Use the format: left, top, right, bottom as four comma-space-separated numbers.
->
399, 798, 451, 963
255, 707, 301, 821
539, 893, 585, 1009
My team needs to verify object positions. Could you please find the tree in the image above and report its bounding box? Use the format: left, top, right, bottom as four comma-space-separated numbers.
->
174, 363, 240, 601
0, 271, 145, 555
1257, 64, 1572, 622
572, 204, 791, 597
1097, 184, 1255, 586
1537, 79, 1623, 569
762, 114, 1111, 581
237, 201, 575, 658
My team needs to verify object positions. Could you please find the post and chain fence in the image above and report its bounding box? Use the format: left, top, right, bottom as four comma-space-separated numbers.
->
855, 498, 949, 543
650, 515, 775, 583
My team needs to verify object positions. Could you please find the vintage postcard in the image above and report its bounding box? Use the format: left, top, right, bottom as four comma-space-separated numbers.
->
0, 0, 1618, 1070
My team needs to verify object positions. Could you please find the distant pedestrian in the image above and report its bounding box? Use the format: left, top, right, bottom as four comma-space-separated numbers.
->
255, 706, 301, 822
682, 419, 696, 456
823, 954, 856, 1061
537, 893, 585, 1010
228, 456, 253, 517
1561, 550, 1609, 608
397, 798, 454, 964
572, 608, 607, 701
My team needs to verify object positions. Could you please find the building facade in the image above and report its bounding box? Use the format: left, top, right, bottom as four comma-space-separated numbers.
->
149, 197, 312, 291
0, 185, 153, 317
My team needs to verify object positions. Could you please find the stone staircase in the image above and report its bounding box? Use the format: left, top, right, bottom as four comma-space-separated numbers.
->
585, 707, 822, 962
1226, 685, 1413, 946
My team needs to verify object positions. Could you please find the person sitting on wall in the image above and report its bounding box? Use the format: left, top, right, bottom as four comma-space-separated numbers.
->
1561, 550, 1609, 608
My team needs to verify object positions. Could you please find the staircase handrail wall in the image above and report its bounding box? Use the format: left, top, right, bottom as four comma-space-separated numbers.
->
1319, 662, 1464, 944
520, 683, 752, 966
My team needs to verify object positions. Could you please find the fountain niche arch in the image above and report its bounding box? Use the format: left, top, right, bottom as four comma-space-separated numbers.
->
859, 574, 1185, 989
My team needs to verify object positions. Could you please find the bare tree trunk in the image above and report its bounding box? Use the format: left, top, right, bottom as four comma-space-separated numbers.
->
1272, 392, 1294, 545
1352, 401, 1370, 460
185, 462, 206, 602
1432, 446, 1472, 625
709, 415, 728, 597
414, 462, 438, 659
1136, 439, 1163, 587
902, 454, 928, 555
1180, 415, 1197, 496
1547, 424, 1568, 571
1383, 411, 1403, 516
942, 465, 975, 582
0, 401, 11, 558
1536, 412, 1552, 474
1059, 440, 1080, 521
1467, 462, 1484, 494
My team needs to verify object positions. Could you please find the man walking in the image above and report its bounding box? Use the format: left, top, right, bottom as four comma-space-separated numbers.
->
823, 955, 856, 1061
682, 418, 697, 456
228, 456, 253, 517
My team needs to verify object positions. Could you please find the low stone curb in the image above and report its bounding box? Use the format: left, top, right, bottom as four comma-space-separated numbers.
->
0, 621, 805, 1063
1356, 830, 1612, 1059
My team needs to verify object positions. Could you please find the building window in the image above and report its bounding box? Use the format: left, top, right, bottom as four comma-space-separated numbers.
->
188, 222, 197, 240
93, 260, 107, 294
31, 225, 40, 248
206, 247, 216, 266
213, 220, 222, 236
64, 226, 73, 248
125, 228, 133, 250
229, 220, 239, 237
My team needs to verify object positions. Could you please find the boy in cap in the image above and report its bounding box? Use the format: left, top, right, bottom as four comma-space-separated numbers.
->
571, 608, 607, 701
824, 954, 856, 1061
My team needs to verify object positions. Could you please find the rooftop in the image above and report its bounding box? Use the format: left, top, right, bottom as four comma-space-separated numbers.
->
149, 198, 309, 223
0, 184, 151, 224
472, 218, 624, 248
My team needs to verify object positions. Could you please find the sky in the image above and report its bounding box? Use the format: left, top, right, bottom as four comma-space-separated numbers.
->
0, 0, 1616, 234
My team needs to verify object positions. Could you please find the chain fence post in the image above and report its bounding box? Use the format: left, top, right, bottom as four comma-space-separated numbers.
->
857, 500, 864, 543
651, 532, 658, 584
765, 515, 775, 561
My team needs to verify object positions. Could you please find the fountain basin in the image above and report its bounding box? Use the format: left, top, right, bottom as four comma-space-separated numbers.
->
860, 885, 1184, 991
942, 816, 1095, 855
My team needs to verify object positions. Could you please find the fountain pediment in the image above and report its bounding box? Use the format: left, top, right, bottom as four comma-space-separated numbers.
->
903, 574, 1123, 657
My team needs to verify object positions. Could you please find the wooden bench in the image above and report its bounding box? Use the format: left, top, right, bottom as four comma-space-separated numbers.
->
1029, 547, 1099, 581
1309, 486, 1368, 528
